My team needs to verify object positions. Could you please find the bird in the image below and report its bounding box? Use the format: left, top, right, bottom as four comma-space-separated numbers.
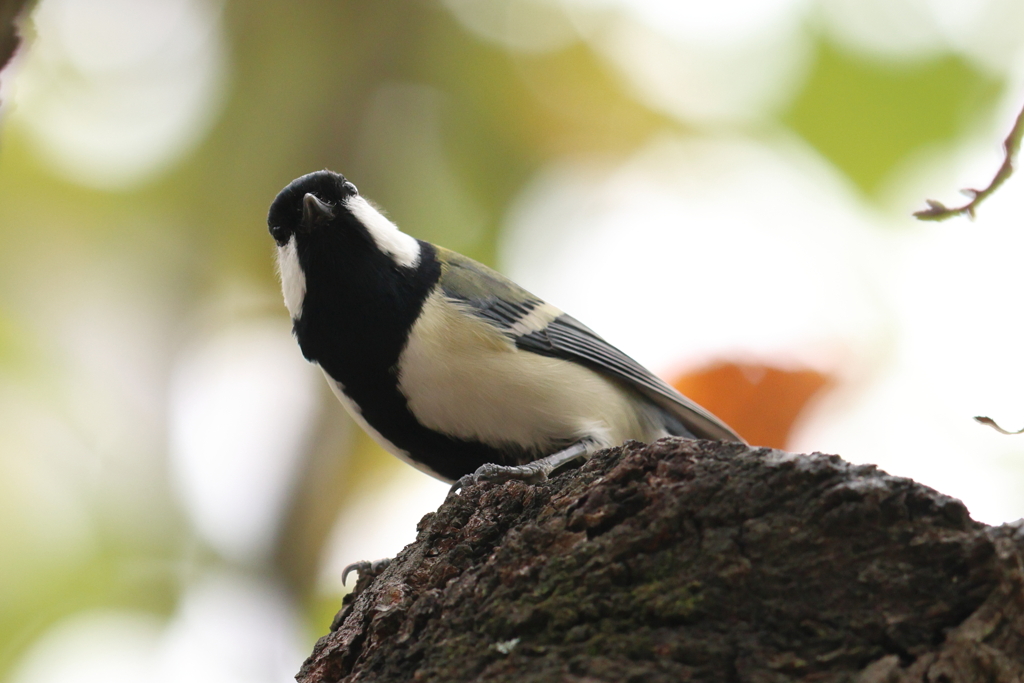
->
267, 169, 744, 491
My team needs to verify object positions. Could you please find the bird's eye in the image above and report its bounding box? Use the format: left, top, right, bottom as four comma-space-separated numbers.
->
270, 225, 290, 244
343, 181, 358, 195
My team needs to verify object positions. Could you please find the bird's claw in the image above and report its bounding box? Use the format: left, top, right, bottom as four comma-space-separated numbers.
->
342, 558, 391, 586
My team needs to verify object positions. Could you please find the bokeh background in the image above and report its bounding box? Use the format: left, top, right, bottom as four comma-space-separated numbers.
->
1, 0, 1023, 680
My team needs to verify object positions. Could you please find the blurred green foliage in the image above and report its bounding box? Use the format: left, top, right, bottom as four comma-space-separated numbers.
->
785, 42, 1003, 196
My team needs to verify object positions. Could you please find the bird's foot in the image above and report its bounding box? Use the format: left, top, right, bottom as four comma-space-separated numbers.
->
342, 558, 391, 587
450, 462, 549, 495
448, 440, 593, 495
332, 558, 393, 632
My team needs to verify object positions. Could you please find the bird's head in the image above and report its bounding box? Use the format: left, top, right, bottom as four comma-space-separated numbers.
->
267, 170, 423, 321
268, 170, 422, 268
267, 170, 352, 243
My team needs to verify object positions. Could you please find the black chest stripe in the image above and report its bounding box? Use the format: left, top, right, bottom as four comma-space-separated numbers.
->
294, 241, 539, 481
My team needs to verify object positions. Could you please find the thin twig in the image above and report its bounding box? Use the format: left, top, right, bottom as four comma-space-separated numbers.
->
974, 416, 1024, 435
914, 102, 1024, 221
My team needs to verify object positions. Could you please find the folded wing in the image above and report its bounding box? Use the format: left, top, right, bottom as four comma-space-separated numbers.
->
436, 247, 745, 444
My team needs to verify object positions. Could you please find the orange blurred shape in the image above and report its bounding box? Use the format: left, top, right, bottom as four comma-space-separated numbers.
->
670, 362, 833, 449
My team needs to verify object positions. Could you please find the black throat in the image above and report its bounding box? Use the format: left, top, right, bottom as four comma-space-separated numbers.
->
294, 230, 439, 387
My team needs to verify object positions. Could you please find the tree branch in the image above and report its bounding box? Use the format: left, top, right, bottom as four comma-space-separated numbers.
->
0, 0, 33, 95
914, 101, 1024, 221
300, 439, 1024, 682
974, 415, 1024, 435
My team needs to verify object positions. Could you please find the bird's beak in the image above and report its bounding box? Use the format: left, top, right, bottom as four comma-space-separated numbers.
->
301, 193, 335, 230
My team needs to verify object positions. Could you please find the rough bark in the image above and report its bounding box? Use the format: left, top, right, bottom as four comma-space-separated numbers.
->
299, 439, 1024, 683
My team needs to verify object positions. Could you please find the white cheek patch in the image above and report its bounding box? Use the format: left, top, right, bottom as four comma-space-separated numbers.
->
346, 195, 421, 269
275, 235, 306, 320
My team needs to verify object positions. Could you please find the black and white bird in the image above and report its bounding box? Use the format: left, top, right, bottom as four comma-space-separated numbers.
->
268, 170, 743, 490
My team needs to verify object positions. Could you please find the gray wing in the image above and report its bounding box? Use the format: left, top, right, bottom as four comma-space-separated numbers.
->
436, 247, 745, 444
